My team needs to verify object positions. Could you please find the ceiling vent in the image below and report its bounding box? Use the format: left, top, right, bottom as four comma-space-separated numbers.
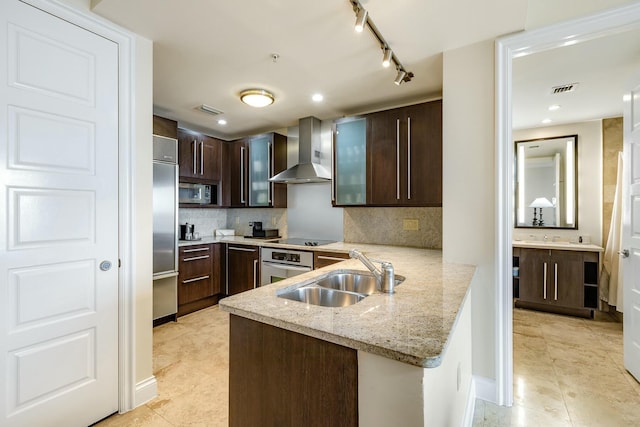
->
550, 83, 579, 95
196, 104, 223, 116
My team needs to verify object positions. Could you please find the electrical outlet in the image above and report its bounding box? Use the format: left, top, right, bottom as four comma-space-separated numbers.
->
235, 216, 240, 225
272, 216, 277, 226
403, 219, 419, 231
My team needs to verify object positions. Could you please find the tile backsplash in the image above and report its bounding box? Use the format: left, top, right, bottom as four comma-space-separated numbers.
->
178, 208, 227, 237
343, 207, 442, 248
226, 208, 287, 237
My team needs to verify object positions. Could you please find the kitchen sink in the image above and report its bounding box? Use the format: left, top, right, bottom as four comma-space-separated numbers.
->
276, 270, 405, 307
313, 270, 405, 295
277, 286, 365, 307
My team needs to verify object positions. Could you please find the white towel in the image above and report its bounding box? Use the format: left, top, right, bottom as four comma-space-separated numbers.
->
601, 152, 624, 312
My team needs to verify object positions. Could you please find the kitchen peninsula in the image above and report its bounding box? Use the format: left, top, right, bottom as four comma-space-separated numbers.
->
219, 242, 476, 427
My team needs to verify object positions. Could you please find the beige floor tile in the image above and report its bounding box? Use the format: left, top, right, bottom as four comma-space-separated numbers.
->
94, 405, 174, 427
482, 401, 572, 426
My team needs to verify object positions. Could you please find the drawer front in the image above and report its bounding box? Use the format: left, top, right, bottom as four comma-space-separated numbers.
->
178, 275, 213, 305
313, 251, 350, 270
179, 244, 212, 279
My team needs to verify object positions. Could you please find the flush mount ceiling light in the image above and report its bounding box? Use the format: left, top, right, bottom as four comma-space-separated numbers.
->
239, 89, 274, 108
349, 0, 414, 85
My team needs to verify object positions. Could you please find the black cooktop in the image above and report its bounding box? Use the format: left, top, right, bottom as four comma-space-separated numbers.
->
272, 238, 336, 247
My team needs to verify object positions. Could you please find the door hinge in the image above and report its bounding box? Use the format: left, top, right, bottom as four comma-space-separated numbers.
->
118, 259, 121, 268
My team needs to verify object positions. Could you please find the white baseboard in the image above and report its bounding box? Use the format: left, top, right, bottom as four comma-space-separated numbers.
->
134, 376, 157, 407
462, 377, 477, 427
473, 375, 496, 404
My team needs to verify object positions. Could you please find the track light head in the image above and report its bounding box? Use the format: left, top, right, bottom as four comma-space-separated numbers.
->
394, 69, 407, 85
382, 48, 393, 68
355, 8, 368, 32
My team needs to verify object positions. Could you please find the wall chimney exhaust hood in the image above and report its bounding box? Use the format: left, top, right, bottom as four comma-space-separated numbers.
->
269, 116, 331, 184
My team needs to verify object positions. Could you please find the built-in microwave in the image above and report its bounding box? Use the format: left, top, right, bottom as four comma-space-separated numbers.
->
179, 183, 214, 205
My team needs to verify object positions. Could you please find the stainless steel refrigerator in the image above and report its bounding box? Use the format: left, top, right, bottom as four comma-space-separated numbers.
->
152, 135, 178, 322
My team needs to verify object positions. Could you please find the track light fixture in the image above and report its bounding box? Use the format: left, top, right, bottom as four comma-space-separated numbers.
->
394, 69, 407, 85
354, 8, 367, 32
382, 48, 393, 68
349, 0, 414, 85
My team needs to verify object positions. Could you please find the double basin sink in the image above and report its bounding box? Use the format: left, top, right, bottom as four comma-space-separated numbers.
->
277, 269, 405, 308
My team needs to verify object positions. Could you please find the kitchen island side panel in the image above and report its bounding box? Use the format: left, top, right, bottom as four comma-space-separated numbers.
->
229, 315, 358, 427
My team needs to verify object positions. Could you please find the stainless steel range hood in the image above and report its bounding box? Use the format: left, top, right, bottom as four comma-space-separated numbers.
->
269, 116, 331, 184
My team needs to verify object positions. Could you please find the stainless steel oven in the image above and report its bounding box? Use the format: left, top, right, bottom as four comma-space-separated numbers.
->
261, 247, 313, 285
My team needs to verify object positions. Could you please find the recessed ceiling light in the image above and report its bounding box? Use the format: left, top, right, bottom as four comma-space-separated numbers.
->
548, 105, 561, 111
218, 119, 227, 125
542, 118, 552, 124
312, 93, 323, 102
239, 89, 275, 108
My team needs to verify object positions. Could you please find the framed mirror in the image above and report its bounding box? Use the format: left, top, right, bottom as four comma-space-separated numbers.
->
514, 135, 578, 229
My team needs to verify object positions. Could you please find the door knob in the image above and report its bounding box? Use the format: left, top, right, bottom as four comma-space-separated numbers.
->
619, 249, 630, 258
99, 260, 112, 271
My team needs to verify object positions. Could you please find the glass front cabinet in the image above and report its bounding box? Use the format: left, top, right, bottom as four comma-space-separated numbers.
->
333, 117, 366, 206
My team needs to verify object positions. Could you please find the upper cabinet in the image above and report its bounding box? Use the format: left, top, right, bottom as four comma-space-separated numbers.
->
178, 128, 222, 183
334, 117, 367, 206
153, 115, 178, 139
223, 133, 287, 208
333, 100, 442, 207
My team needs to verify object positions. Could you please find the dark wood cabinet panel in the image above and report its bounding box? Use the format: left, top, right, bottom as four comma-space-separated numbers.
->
177, 128, 222, 183
153, 115, 177, 139
178, 243, 222, 316
226, 245, 259, 295
516, 248, 596, 318
404, 101, 442, 206
229, 315, 358, 427
358, 100, 442, 207
313, 251, 350, 269
228, 140, 248, 207
367, 109, 400, 205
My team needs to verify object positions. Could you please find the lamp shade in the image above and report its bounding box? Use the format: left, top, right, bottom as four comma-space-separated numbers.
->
529, 197, 554, 208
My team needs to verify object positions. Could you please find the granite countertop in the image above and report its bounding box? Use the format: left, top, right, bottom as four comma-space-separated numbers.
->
219, 243, 476, 369
513, 240, 603, 252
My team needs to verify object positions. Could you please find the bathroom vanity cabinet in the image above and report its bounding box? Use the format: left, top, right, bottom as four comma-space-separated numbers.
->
514, 246, 600, 318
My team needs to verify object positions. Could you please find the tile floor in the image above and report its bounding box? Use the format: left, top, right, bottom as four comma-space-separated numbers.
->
96, 306, 639, 427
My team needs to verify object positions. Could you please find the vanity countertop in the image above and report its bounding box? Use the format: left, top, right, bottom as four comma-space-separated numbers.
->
219, 244, 476, 369
513, 240, 603, 252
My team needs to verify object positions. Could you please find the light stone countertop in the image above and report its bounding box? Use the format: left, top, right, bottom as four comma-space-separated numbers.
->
513, 240, 603, 252
219, 243, 476, 369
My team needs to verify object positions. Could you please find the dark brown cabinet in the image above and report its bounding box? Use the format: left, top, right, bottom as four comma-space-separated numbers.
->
224, 133, 287, 208
178, 243, 222, 316
515, 247, 599, 318
177, 128, 222, 183
226, 244, 259, 295
153, 115, 177, 139
313, 251, 350, 269
367, 101, 442, 206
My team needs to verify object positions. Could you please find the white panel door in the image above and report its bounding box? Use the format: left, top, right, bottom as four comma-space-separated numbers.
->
0, 1, 119, 426
623, 75, 640, 382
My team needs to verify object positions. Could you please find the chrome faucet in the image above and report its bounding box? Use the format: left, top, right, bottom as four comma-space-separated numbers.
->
349, 249, 396, 293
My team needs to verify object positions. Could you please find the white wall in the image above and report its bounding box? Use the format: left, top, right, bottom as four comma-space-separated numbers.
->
442, 39, 496, 384
513, 121, 603, 246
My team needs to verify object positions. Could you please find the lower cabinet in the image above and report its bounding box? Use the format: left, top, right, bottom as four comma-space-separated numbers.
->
515, 247, 599, 318
178, 243, 221, 316
226, 244, 260, 295
313, 251, 350, 269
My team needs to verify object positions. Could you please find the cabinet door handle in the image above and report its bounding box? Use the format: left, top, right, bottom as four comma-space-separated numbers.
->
200, 141, 204, 175
543, 262, 547, 300
240, 146, 246, 204
396, 118, 400, 200
182, 275, 210, 284
407, 116, 411, 200
253, 259, 258, 289
316, 255, 348, 262
269, 141, 273, 204
183, 247, 209, 253
183, 255, 210, 262
192, 140, 197, 175
554, 263, 558, 301
228, 246, 256, 252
